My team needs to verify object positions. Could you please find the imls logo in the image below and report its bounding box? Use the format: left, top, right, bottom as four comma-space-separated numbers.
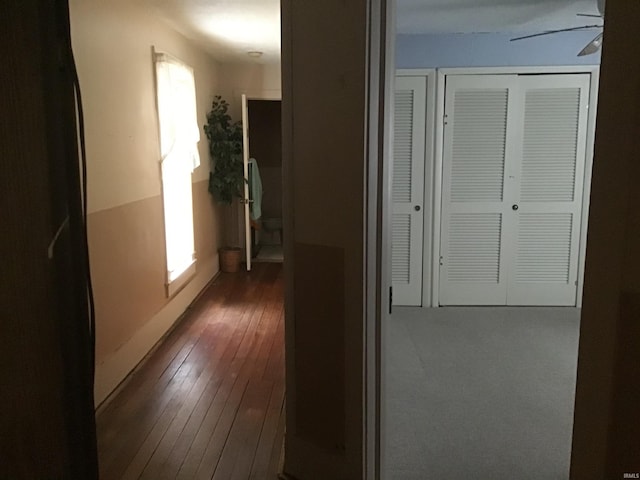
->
623, 474, 640, 479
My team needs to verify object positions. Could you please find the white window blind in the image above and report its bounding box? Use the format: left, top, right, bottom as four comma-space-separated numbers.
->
154, 52, 199, 293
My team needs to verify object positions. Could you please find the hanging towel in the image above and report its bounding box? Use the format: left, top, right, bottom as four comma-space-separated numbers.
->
248, 158, 263, 221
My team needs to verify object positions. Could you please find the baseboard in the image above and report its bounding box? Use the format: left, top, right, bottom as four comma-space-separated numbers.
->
94, 253, 219, 407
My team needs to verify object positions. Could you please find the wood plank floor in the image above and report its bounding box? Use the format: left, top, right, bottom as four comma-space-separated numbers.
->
96, 263, 285, 480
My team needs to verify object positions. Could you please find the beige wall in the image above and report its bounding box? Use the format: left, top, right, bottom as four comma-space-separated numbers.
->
281, 0, 369, 478
215, 61, 282, 247
218, 62, 282, 115
70, 0, 223, 405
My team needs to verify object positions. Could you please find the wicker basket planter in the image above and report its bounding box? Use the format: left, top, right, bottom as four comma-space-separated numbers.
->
219, 247, 242, 273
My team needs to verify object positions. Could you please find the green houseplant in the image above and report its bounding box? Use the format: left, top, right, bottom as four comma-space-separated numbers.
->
204, 95, 244, 272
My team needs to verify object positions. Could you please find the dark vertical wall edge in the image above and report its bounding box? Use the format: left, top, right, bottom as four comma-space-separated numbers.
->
49, 1, 99, 477
570, 0, 640, 478
0, 1, 98, 478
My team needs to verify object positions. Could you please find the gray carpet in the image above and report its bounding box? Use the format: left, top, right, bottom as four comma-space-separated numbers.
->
385, 307, 580, 480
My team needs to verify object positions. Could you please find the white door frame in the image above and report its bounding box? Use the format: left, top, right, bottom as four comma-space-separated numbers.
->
233, 90, 282, 102
241, 94, 252, 271
430, 65, 600, 307
237, 91, 283, 270
367, 0, 395, 477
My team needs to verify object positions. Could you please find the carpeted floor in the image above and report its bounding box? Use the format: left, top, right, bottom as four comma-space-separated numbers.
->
385, 307, 580, 480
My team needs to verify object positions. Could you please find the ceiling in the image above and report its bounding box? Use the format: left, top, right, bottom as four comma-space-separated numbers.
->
142, 0, 281, 64
142, 0, 601, 63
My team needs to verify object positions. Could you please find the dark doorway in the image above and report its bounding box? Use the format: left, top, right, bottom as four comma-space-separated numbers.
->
248, 99, 283, 263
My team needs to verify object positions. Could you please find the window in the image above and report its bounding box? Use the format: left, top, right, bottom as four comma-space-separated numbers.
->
154, 51, 200, 296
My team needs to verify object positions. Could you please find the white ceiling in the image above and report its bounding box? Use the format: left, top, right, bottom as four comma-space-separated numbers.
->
142, 0, 602, 63
142, 0, 282, 64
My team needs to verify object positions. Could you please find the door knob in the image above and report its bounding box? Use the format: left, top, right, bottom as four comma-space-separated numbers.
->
512, 204, 519, 211
414, 205, 421, 211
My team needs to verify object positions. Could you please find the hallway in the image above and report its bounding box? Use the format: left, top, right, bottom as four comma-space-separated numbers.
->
96, 263, 285, 480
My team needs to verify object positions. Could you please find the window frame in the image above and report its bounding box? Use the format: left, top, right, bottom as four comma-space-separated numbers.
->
153, 49, 200, 298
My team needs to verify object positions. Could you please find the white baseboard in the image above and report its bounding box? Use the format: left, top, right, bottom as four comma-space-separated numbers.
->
94, 253, 219, 407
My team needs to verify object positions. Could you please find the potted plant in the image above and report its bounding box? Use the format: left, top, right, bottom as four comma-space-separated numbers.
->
204, 96, 244, 272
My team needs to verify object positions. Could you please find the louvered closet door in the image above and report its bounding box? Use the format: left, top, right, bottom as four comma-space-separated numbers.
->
439, 75, 519, 305
506, 74, 590, 305
392, 76, 426, 306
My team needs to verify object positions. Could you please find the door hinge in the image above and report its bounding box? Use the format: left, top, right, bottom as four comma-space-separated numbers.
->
389, 286, 393, 314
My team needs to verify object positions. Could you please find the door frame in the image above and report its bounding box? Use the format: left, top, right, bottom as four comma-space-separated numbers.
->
430, 65, 600, 307
236, 91, 283, 268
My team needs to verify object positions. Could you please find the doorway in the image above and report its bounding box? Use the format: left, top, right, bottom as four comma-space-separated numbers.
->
391, 68, 598, 309
66, 0, 286, 477
245, 99, 284, 265
438, 72, 592, 306
386, 4, 603, 479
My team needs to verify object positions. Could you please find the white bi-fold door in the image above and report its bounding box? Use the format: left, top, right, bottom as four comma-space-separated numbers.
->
439, 73, 590, 306
391, 76, 427, 306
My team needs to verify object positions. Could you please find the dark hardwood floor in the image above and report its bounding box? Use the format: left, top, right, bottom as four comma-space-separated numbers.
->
96, 263, 285, 480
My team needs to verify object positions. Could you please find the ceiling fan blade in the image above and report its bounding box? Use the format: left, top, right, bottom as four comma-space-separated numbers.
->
576, 13, 602, 18
578, 32, 604, 56
511, 24, 602, 42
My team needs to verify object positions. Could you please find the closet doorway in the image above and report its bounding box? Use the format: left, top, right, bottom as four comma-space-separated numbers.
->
390, 67, 599, 307
439, 73, 591, 306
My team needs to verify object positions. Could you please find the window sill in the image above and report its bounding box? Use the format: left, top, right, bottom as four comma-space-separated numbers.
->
166, 261, 197, 298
